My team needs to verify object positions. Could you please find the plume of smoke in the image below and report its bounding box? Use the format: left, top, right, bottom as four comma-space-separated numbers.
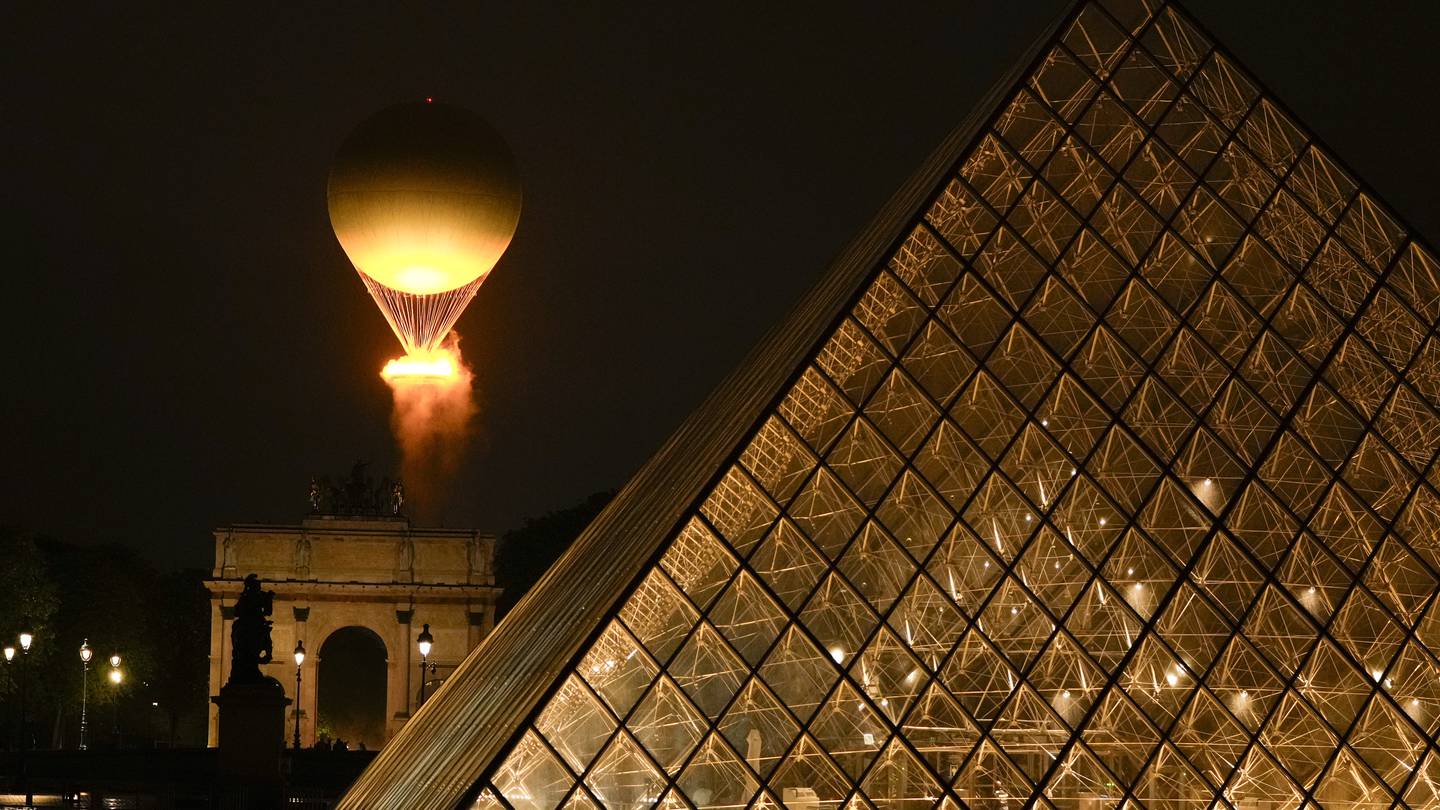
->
382, 332, 476, 523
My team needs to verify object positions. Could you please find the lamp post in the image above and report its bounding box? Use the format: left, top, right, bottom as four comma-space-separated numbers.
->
108, 654, 123, 748
18, 623, 33, 746
3, 644, 14, 805
79, 640, 93, 750
416, 624, 435, 706
293, 640, 306, 749
3, 647, 12, 741
17, 620, 34, 809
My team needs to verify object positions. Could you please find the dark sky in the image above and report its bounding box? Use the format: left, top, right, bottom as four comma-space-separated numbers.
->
3, 1, 1438, 571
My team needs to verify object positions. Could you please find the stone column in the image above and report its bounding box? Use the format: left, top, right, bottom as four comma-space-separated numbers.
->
393, 607, 413, 730
207, 602, 235, 746
467, 606, 485, 650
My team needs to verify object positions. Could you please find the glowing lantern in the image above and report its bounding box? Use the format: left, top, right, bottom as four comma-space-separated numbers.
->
328, 100, 522, 355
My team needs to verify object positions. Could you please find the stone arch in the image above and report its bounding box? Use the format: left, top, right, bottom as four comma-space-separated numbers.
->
317, 625, 389, 750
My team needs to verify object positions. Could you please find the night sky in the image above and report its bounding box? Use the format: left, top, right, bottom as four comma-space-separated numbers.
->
4, 1, 1438, 571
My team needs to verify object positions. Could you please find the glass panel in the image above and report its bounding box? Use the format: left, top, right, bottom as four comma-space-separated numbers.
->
677, 734, 760, 810
902, 682, 978, 781
750, 518, 827, 612
838, 521, 916, 614
709, 570, 788, 666
668, 622, 748, 718
701, 465, 778, 556
800, 573, 880, 666
864, 369, 940, 457
888, 574, 965, 671
789, 467, 866, 559
875, 469, 953, 561
769, 736, 852, 809
955, 741, 1033, 808
1336, 192, 1403, 272
850, 627, 927, 724
536, 675, 617, 774
900, 321, 974, 406
941, 629, 1019, 724
810, 680, 886, 781
853, 270, 928, 357
1140, 7, 1209, 80
620, 569, 700, 665
740, 416, 817, 505
629, 675, 706, 775
758, 626, 840, 725
495, 731, 576, 810
660, 517, 738, 613
718, 677, 799, 779
580, 621, 659, 718
780, 366, 855, 456
1031, 46, 1099, 123
584, 731, 667, 809
826, 417, 905, 508
924, 182, 997, 263
860, 738, 942, 808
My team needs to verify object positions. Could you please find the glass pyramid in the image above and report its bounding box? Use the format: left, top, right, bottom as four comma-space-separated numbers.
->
342, 1, 1440, 807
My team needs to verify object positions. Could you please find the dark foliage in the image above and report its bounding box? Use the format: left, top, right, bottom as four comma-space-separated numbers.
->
0, 529, 210, 750
495, 491, 614, 618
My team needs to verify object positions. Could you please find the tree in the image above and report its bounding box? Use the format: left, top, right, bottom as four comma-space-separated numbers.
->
144, 569, 210, 745
0, 529, 59, 751
41, 540, 158, 749
495, 491, 614, 617
0, 534, 212, 750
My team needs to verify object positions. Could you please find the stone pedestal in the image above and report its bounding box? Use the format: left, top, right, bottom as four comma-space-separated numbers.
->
212, 677, 291, 801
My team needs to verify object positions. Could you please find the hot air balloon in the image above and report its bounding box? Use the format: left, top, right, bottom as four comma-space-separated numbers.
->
328, 100, 522, 355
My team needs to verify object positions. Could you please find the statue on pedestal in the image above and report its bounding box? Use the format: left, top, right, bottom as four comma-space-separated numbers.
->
227, 574, 275, 685
213, 572, 290, 799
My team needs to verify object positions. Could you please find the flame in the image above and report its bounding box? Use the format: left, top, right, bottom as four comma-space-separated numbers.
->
381, 335, 477, 522
381, 349, 460, 381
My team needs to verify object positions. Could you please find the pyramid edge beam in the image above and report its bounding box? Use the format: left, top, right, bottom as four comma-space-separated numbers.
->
338, 3, 1085, 808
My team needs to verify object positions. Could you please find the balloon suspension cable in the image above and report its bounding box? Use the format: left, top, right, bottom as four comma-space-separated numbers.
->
359, 272, 486, 355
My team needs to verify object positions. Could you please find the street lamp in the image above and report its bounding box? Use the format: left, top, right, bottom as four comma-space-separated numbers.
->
292, 640, 306, 750
3, 644, 12, 804
416, 624, 435, 706
79, 640, 93, 750
108, 655, 123, 747
17, 620, 34, 808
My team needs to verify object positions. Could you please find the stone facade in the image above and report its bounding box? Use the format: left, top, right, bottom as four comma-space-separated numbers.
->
204, 516, 498, 748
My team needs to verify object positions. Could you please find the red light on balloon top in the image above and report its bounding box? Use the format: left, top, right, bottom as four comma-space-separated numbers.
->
425, 97, 433, 104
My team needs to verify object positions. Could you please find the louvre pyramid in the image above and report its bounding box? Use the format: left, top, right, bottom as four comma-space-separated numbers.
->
341, 1, 1440, 807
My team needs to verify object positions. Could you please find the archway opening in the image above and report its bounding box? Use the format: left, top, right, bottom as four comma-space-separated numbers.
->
317, 626, 388, 750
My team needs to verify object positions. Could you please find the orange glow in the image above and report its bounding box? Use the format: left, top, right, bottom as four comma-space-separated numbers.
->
381, 349, 460, 381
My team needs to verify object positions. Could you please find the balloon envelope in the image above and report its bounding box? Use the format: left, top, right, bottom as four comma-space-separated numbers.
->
328, 101, 522, 297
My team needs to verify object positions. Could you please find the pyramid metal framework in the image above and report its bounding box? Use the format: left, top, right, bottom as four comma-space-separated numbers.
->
340, 0, 1440, 807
